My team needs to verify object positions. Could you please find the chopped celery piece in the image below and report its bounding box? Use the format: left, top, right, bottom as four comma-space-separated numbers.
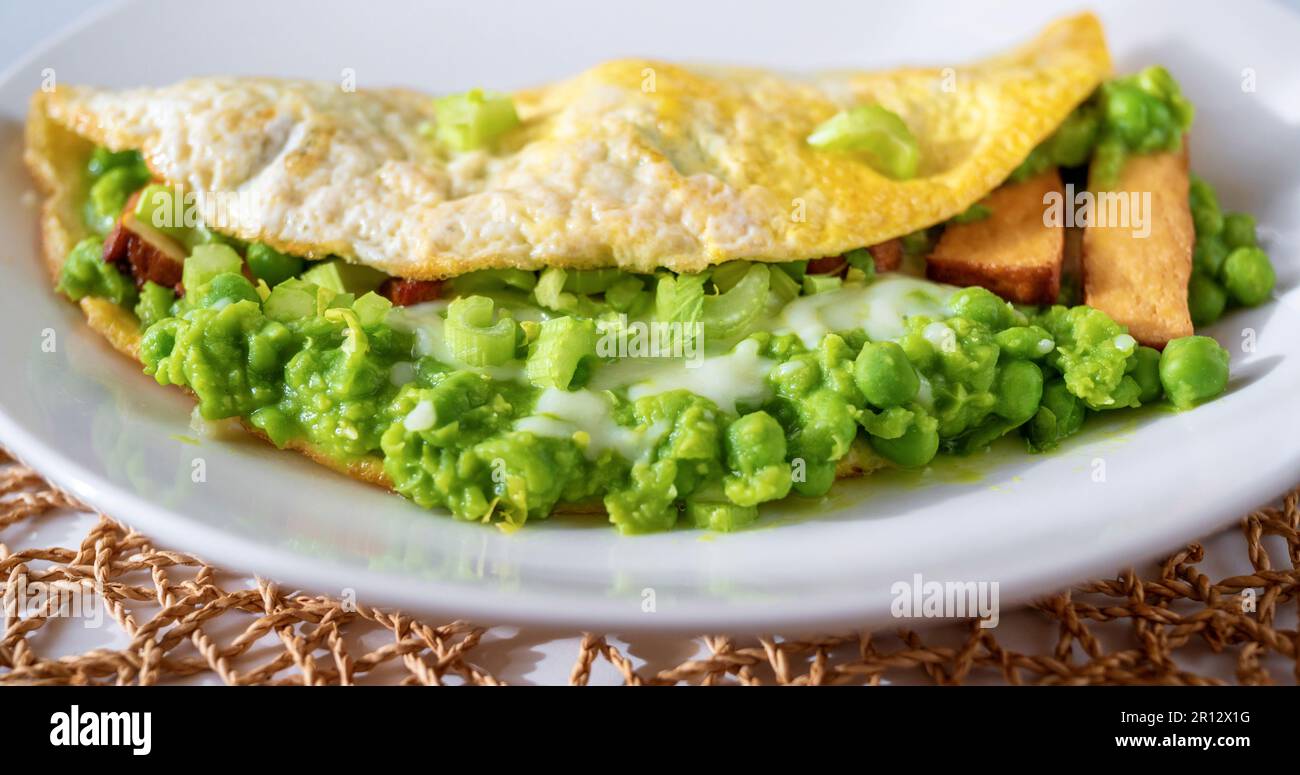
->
434, 89, 520, 152
132, 184, 221, 249
806, 104, 920, 180
519, 320, 541, 345
654, 272, 707, 325
444, 295, 518, 366
299, 258, 387, 295
563, 268, 625, 294
709, 261, 752, 293
525, 317, 597, 389
133, 184, 181, 234
803, 274, 842, 295
843, 248, 876, 277
353, 291, 393, 327
702, 264, 769, 341
534, 267, 568, 309
768, 262, 801, 302
246, 243, 304, 287
263, 280, 318, 322
604, 276, 646, 312
182, 244, 243, 293
777, 261, 808, 282
452, 268, 538, 294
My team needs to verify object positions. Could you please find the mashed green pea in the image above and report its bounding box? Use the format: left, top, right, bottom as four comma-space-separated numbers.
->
134, 281, 176, 329
898, 316, 1000, 438
723, 411, 792, 507
1035, 305, 1140, 410
57, 237, 136, 307
1017, 67, 1192, 185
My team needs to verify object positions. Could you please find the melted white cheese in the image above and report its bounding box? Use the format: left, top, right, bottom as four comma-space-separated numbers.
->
515, 388, 665, 461
403, 399, 436, 431
922, 321, 958, 354
390, 361, 416, 386
589, 337, 774, 414
773, 275, 956, 347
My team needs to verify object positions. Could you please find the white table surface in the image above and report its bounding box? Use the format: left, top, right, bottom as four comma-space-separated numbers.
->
3, 0, 1294, 685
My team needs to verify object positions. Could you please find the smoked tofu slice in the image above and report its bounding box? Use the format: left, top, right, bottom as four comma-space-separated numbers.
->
1082, 147, 1193, 348
925, 168, 1064, 304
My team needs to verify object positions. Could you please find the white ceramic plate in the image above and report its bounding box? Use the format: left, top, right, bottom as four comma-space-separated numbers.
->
1, 0, 1297, 632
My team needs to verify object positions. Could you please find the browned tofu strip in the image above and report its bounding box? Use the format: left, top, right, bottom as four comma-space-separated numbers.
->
925, 168, 1064, 304
1082, 147, 1193, 348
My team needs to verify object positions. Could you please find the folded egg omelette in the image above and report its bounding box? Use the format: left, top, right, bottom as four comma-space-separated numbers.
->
23, 13, 1121, 530
30, 13, 1109, 281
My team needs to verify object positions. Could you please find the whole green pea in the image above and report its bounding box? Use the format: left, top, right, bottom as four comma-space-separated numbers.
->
1221, 213, 1257, 249
1023, 378, 1085, 452
1159, 336, 1229, 410
1136, 65, 1178, 101
1188, 177, 1223, 237
1105, 85, 1150, 146
1140, 100, 1175, 151
246, 243, 305, 288
948, 286, 1018, 331
994, 325, 1055, 361
868, 419, 939, 468
854, 341, 919, 408
1187, 271, 1227, 327
791, 460, 836, 498
1193, 235, 1228, 278
1221, 247, 1275, 306
1130, 346, 1163, 404
993, 360, 1044, 425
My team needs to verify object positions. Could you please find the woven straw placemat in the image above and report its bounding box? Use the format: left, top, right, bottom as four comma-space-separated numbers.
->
1, 447, 1297, 685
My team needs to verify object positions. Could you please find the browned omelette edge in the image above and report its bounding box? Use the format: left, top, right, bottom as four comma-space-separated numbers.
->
23, 94, 885, 521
